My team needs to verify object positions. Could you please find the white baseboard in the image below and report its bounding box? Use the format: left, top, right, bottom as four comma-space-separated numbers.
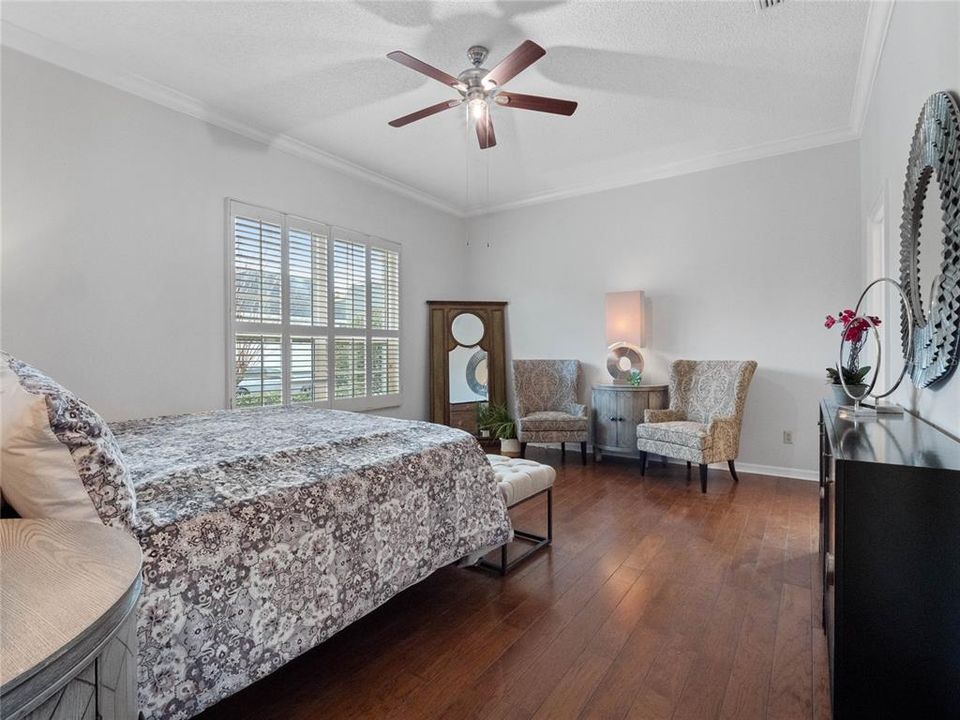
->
660, 458, 818, 483
719, 462, 818, 483
527, 443, 818, 482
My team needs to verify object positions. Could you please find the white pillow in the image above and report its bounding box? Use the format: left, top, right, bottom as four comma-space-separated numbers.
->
1, 363, 102, 521
1, 353, 137, 530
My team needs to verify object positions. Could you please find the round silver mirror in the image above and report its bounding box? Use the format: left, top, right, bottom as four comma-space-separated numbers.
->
451, 312, 484, 346
898, 91, 960, 388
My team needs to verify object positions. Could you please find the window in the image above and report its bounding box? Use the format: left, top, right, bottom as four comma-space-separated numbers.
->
227, 200, 401, 411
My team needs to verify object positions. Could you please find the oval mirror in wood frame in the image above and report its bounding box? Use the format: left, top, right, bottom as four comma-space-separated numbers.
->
428, 301, 508, 436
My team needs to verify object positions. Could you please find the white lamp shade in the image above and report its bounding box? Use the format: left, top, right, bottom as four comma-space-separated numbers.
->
605, 291, 646, 347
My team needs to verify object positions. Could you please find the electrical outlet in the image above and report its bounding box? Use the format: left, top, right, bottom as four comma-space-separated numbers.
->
783, 430, 794, 445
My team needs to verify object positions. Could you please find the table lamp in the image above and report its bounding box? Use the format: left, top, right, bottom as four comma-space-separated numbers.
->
605, 291, 645, 383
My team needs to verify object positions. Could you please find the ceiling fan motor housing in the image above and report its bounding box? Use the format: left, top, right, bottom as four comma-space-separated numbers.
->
467, 45, 489, 68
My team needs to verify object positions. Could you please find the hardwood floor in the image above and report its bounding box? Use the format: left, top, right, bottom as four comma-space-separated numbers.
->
195, 450, 829, 720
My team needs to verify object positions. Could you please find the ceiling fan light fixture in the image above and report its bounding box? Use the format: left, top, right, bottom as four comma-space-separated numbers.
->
468, 97, 487, 120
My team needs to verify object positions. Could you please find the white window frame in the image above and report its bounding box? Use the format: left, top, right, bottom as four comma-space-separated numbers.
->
225, 199, 402, 412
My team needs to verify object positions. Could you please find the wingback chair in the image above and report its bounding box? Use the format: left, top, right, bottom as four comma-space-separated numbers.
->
636, 360, 757, 493
512, 359, 589, 465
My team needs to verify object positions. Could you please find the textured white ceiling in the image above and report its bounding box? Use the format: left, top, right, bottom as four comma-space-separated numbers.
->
2, 1, 870, 213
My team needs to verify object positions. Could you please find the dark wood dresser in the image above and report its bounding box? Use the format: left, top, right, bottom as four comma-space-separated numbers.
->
819, 399, 960, 719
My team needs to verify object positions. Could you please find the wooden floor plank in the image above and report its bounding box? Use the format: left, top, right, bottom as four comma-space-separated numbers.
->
767, 583, 815, 720
717, 576, 782, 720
194, 450, 825, 720
621, 579, 722, 720
531, 572, 667, 720
671, 583, 750, 720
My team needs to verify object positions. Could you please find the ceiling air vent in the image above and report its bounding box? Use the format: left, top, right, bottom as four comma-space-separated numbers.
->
755, 0, 785, 10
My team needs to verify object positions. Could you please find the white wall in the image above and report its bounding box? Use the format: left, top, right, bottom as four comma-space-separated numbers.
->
2, 46, 876, 478
859, 1, 960, 438
1, 49, 466, 422
465, 142, 862, 476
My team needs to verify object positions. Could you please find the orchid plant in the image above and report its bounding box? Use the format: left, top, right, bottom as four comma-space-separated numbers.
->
824, 309, 881, 386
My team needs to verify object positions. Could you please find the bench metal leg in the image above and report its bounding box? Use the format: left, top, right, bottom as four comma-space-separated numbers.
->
475, 488, 553, 575
547, 487, 553, 541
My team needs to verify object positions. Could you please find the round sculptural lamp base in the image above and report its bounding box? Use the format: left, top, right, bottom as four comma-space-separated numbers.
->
606, 343, 644, 382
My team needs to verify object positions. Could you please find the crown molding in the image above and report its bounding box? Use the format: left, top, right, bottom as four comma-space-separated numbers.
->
0, 21, 464, 218
849, 0, 894, 136
3, 9, 890, 221
464, 124, 859, 217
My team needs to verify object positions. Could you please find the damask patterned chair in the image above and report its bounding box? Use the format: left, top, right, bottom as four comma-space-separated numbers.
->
636, 359, 757, 493
512, 359, 589, 465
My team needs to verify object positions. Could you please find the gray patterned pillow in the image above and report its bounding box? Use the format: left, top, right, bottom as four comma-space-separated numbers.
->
1, 352, 138, 531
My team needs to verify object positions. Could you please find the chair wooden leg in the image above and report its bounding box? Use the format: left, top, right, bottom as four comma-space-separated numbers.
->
561, 442, 566, 464
686, 461, 692, 482
520, 442, 527, 459
640, 451, 648, 477
580, 442, 587, 465
699, 464, 708, 493
728, 460, 740, 483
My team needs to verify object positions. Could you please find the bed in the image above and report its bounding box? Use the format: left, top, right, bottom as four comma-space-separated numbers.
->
110, 406, 512, 720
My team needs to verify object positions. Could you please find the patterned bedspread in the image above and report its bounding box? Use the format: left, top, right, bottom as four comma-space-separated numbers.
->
111, 406, 512, 720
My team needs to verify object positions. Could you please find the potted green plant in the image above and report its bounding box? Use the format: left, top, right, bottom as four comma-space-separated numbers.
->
476, 402, 520, 457
824, 309, 881, 403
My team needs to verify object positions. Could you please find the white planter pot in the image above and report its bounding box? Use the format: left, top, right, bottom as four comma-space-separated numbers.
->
500, 438, 521, 457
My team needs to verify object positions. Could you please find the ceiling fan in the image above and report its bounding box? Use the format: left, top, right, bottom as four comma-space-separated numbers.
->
386, 40, 578, 149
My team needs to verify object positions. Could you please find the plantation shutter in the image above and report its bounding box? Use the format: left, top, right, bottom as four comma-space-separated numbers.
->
333, 233, 366, 330
369, 242, 400, 398
227, 201, 401, 411
288, 217, 331, 404
291, 337, 329, 403
234, 216, 282, 324
234, 335, 283, 406
334, 336, 367, 399
370, 246, 400, 331
331, 229, 370, 405
231, 203, 285, 406
370, 337, 400, 396
288, 226, 328, 327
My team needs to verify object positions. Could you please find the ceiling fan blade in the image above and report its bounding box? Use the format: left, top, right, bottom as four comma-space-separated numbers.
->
484, 40, 546, 87
386, 51, 464, 90
389, 99, 463, 127
495, 91, 577, 116
476, 104, 497, 149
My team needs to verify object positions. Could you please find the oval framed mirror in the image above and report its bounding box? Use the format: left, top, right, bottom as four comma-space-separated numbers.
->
898, 91, 960, 388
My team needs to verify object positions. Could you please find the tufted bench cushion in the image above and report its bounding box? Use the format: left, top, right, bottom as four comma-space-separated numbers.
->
487, 454, 556, 507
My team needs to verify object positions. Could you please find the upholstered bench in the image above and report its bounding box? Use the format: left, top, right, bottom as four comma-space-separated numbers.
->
480, 455, 555, 575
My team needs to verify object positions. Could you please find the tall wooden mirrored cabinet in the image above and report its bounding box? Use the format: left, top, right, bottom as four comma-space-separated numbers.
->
427, 301, 507, 437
